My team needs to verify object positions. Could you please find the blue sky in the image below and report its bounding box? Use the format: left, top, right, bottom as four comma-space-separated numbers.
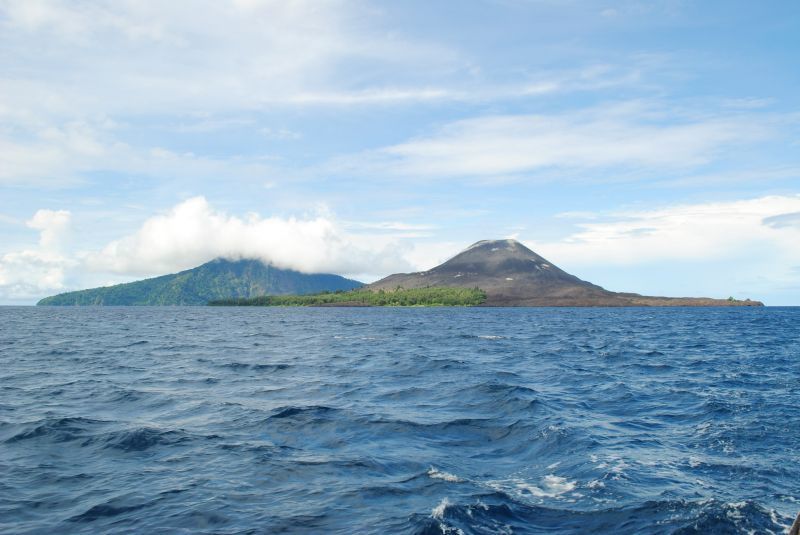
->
1, 0, 799, 304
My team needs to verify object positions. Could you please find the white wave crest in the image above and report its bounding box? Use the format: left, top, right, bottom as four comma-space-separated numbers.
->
428, 467, 463, 483
489, 474, 577, 499
431, 497, 451, 520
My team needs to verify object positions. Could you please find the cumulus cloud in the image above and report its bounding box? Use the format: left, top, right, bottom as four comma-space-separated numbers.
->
0, 209, 74, 300
0, 250, 72, 299
5, 195, 800, 304
86, 196, 415, 277
26, 209, 72, 249
0, 197, 429, 301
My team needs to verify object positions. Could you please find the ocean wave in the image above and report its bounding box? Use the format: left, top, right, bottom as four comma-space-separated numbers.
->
3, 306, 799, 533
428, 467, 463, 483
70, 499, 151, 523
217, 361, 293, 373
412, 497, 791, 535
3, 416, 108, 444
268, 405, 339, 420
488, 474, 578, 500
458, 334, 505, 340
103, 388, 148, 403
95, 427, 193, 452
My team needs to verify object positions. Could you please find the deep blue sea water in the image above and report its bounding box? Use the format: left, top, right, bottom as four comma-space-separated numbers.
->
1, 306, 798, 534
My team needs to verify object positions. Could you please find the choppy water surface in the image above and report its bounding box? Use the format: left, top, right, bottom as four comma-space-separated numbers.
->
1, 306, 799, 534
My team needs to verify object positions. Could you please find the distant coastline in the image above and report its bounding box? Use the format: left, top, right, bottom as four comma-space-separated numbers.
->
37, 239, 764, 307
209, 287, 487, 307
366, 240, 764, 307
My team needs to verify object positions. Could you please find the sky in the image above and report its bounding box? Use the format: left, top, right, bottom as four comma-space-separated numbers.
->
1, 0, 800, 305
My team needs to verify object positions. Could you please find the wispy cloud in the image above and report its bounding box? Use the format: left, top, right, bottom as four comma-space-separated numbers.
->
0, 1, 686, 190
518, 195, 800, 302
329, 102, 778, 181
0, 119, 285, 187
0, 0, 460, 119
652, 165, 800, 189
528, 195, 800, 266
763, 211, 800, 229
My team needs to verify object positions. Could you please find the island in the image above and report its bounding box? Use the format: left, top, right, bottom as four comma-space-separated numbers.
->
37, 258, 363, 306
210, 239, 764, 307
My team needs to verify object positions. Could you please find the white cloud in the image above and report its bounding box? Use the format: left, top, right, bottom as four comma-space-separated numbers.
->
0, 0, 458, 119
653, 165, 800, 189
0, 209, 74, 300
0, 1, 684, 189
339, 103, 775, 179
1, 197, 436, 302
344, 220, 436, 232
529, 195, 800, 266
27, 209, 72, 249
721, 97, 774, 110
0, 0, 464, 187
4, 195, 800, 303
0, 120, 163, 187
0, 250, 73, 300
85, 196, 415, 278
0, 119, 285, 187
763, 211, 800, 229
524, 195, 800, 302
259, 127, 302, 140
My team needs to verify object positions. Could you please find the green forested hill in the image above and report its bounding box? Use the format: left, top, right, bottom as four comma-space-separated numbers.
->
37, 259, 363, 305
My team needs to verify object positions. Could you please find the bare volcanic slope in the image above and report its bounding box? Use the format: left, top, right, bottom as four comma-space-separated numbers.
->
369, 239, 763, 306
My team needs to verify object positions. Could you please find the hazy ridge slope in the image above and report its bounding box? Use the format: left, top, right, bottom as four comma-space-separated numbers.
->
369, 239, 763, 307
37, 259, 363, 305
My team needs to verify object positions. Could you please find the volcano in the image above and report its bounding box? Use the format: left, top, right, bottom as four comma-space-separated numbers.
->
37, 259, 363, 306
369, 239, 762, 307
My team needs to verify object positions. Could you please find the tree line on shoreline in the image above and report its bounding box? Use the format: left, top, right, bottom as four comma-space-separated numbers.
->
208, 287, 487, 307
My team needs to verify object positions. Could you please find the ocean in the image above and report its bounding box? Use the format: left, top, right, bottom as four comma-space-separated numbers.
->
1, 306, 798, 534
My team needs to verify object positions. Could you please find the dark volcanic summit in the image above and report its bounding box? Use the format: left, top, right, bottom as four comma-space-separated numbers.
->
369, 239, 762, 306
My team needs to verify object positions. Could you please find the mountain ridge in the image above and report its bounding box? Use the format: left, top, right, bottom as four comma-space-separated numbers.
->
368, 239, 763, 307
37, 258, 363, 306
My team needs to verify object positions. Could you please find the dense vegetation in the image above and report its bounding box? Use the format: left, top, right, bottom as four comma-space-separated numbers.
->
209, 287, 487, 307
38, 259, 363, 306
